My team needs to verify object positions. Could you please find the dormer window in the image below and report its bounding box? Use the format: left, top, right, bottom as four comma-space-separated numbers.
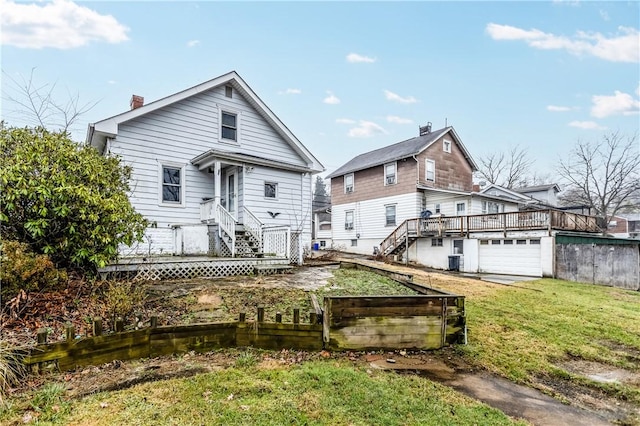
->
443, 139, 452, 153
344, 173, 354, 193
384, 162, 397, 185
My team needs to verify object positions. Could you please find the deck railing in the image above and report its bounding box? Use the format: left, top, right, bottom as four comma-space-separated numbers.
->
380, 209, 600, 256
200, 198, 216, 222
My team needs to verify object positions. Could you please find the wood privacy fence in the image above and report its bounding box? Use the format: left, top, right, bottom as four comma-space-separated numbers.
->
23, 262, 466, 372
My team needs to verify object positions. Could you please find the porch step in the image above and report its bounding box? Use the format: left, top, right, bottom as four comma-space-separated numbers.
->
254, 264, 294, 275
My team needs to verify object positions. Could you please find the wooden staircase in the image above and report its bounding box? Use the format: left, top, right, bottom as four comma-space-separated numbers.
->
380, 219, 421, 258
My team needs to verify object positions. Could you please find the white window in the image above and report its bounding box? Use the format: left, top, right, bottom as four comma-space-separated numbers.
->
426, 159, 435, 182
384, 162, 397, 185
159, 163, 185, 207
456, 202, 466, 216
435, 203, 441, 214
264, 182, 277, 199
482, 201, 504, 214
225, 85, 233, 98
385, 205, 396, 227
453, 240, 464, 254
221, 111, 237, 141
344, 173, 354, 193
443, 139, 452, 153
345, 211, 354, 230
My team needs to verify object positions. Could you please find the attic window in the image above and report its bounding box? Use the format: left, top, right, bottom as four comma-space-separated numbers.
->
225, 86, 233, 98
221, 111, 237, 141
443, 139, 452, 153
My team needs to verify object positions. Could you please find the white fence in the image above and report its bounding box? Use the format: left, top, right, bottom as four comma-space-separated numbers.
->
263, 226, 291, 259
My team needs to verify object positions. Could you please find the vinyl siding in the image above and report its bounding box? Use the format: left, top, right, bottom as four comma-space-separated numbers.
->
109, 85, 309, 228
332, 193, 422, 243
423, 192, 470, 216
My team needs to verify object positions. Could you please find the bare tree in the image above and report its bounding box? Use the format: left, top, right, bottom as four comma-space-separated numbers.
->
475, 145, 534, 188
557, 131, 640, 228
2, 68, 98, 135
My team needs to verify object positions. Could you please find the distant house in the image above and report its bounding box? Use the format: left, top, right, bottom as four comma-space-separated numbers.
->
87, 71, 324, 262
514, 184, 561, 207
328, 124, 600, 277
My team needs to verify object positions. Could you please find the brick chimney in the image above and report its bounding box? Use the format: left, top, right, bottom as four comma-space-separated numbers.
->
472, 184, 480, 192
130, 95, 144, 110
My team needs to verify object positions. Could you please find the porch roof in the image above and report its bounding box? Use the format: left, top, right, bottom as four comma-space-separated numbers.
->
191, 148, 315, 173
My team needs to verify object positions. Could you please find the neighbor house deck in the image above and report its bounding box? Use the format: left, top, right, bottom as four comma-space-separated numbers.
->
381, 209, 600, 256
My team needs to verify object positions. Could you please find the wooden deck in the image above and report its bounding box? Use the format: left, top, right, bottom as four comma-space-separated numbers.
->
381, 209, 600, 256
98, 256, 291, 280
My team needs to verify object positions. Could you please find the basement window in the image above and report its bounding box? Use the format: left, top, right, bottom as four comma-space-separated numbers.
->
351, 239, 358, 247
431, 238, 443, 247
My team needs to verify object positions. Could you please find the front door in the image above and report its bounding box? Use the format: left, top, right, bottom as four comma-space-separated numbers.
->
227, 170, 237, 216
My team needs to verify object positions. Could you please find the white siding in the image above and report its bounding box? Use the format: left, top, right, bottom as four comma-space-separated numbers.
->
469, 197, 519, 215
424, 193, 470, 216
109, 85, 309, 229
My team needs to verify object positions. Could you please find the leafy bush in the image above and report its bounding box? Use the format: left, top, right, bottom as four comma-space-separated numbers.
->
0, 125, 147, 272
0, 240, 67, 304
102, 280, 146, 324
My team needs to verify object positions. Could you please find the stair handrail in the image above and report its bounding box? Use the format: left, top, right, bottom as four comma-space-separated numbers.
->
242, 206, 263, 251
216, 204, 236, 257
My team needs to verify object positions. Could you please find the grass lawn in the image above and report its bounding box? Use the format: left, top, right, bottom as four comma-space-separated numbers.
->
455, 278, 640, 404
4, 359, 525, 426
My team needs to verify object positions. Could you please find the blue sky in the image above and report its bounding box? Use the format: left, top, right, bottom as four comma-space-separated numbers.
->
2, 0, 639, 179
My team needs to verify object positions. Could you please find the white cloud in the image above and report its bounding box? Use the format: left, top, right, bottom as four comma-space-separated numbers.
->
636, 83, 640, 97
591, 90, 640, 118
187, 40, 200, 47
486, 23, 640, 63
546, 105, 572, 112
336, 118, 356, 124
384, 90, 418, 104
348, 121, 387, 138
107, 80, 116, 85
386, 115, 413, 124
346, 53, 376, 63
279, 88, 301, 95
323, 91, 340, 105
552, 0, 581, 6
568, 120, 607, 130
1, 0, 130, 49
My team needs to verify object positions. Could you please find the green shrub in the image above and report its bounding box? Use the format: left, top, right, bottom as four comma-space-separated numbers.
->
0, 240, 67, 304
0, 125, 147, 272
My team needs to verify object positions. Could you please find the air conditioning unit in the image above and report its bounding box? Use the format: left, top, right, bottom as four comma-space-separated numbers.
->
386, 177, 395, 185
346, 186, 353, 193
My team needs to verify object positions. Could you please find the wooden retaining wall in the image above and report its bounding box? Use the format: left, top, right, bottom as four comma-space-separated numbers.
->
323, 295, 466, 351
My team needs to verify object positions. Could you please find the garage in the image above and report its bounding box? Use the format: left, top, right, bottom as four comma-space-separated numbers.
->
478, 238, 542, 277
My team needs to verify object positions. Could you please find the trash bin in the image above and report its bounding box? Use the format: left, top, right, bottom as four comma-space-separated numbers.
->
448, 255, 460, 271
313, 242, 320, 251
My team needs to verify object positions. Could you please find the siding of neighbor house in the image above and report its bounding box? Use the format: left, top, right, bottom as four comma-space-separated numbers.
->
108, 85, 309, 228
332, 193, 422, 254
416, 134, 473, 192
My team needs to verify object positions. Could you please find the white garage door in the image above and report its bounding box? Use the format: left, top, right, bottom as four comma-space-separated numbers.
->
478, 238, 542, 277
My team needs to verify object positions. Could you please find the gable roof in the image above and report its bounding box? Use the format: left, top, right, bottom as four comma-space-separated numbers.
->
326, 126, 477, 179
479, 183, 533, 202
86, 71, 323, 173
513, 183, 561, 193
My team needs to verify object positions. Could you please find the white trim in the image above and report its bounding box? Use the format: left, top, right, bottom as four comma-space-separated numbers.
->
89, 71, 324, 173
344, 173, 354, 193
385, 203, 397, 227
218, 105, 241, 145
455, 201, 466, 216
345, 210, 354, 230
425, 159, 435, 182
158, 161, 187, 208
443, 139, 452, 153
264, 181, 278, 200
384, 162, 397, 186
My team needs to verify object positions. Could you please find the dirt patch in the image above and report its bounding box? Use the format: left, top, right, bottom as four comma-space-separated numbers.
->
560, 359, 640, 385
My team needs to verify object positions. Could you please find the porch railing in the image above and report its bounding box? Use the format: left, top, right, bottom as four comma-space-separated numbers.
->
243, 206, 263, 251
216, 204, 236, 257
263, 226, 291, 258
200, 199, 216, 222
